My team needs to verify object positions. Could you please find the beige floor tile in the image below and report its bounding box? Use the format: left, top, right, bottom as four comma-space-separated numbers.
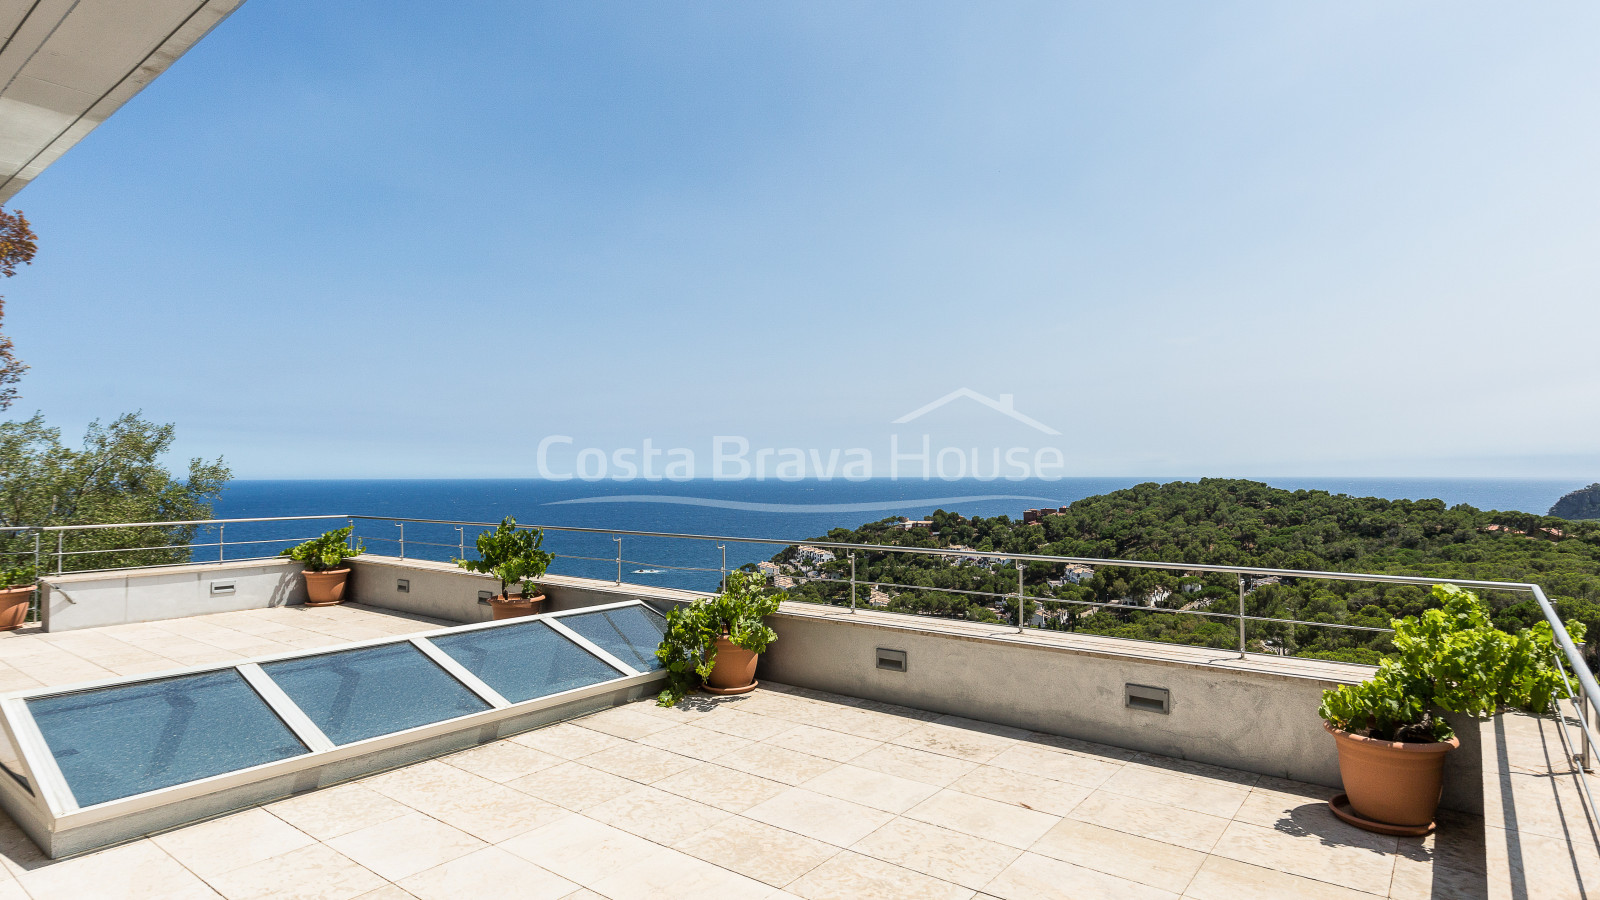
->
652, 761, 790, 813
981, 851, 1177, 900
678, 816, 840, 887
638, 722, 752, 761
689, 708, 794, 741
891, 723, 1015, 764
575, 707, 679, 740
152, 807, 316, 879
787, 850, 974, 900
717, 742, 840, 785
851, 817, 1019, 890
1128, 753, 1260, 787
1486, 822, 1600, 900
580, 743, 699, 784
768, 724, 883, 763
1098, 764, 1251, 818
589, 845, 777, 900
1029, 817, 1204, 893
266, 784, 413, 841
744, 787, 895, 847
501, 814, 669, 886
1183, 855, 1379, 900
986, 743, 1123, 789
509, 723, 626, 759
585, 786, 732, 844
203, 844, 386, 900
949, 765, 1090, 816
801, 763, 939, 814
931, 715, 1031, 741
1209, 819, 1396, 895
351, 888, 418, 900
850, 743, 978, 786
805, 707, 927, 742
443, 740, 563, 783
1066, 789, 1229, 853
904, 789, 1058, 849
398, 847, 576, 900
507, 761, 641, 811
372, 770, 567, 843
1390, 818, 1492, 900
1232, 786, 1397, 850
0, 882, 24, 900
327, 813, 486, 882
16, 840, 219, 900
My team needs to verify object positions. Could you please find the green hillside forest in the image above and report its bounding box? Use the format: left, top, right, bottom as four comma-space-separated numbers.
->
770, 479, 1600, 666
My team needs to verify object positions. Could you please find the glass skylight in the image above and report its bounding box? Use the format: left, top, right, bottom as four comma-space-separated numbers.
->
430, 620, 623, 703
27, 670, 308, 807
262, 642, 491, 745
558, 605, 668, 672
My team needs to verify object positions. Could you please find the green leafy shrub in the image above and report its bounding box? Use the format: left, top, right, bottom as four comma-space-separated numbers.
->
1319, 584, 1584, 741
656, 570, 781, 706
0, 563, 34, 589
455, 517, 552, 600
280, 526, 362, 572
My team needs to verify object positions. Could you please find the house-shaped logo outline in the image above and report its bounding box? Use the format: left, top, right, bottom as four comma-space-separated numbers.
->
891, 388, 1061, 436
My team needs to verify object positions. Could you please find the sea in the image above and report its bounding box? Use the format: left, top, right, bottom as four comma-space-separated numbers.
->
209, 477, 1583, 593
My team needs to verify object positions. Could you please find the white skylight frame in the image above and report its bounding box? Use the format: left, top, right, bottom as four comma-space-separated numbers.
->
0, 599, 666, 856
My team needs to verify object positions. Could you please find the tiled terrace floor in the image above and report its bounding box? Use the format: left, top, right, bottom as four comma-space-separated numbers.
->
0, 604, 1588, 899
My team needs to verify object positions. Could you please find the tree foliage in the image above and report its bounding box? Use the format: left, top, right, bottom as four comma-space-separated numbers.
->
280, 526, 362, 572
455, 517, 552, 599
0, 208, 38, 410
1318, 585, 1581, 741
773, 479, 1600, 663
0, 413, 230, 570
656, 570, 780, 706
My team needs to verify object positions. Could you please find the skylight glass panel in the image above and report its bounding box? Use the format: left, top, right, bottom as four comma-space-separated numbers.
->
429, 620, 622, 703
27, 670, 307, 807
261, 642, 490, 745
558, 606, 668, 672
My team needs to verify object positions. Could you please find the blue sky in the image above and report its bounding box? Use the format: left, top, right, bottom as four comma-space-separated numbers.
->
5, 2, 1599, 479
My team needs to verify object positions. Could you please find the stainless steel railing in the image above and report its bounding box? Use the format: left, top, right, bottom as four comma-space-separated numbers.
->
5, 514, 1596, 776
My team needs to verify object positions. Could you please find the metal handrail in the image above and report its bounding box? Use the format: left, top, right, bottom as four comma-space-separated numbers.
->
10, 512, 1593, 698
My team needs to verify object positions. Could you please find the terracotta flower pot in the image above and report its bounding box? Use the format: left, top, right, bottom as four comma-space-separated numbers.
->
1325, 722, 1458, 830
704, 637, 758, 695
489, 593, 545, 620
0, 584, 31, 631
303, 568, 351, 606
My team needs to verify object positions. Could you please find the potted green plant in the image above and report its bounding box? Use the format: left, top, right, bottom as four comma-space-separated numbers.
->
0, 564, 34, 630
1318, 583, 1581, 835
656, 569, 781, 705
456, 517, 552, 620
280, 526, 363, 606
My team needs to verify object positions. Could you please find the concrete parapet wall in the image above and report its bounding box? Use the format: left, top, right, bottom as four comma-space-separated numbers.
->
759, 604, 1486, 814
346, 555, 703, 623
40, 560, 308, 632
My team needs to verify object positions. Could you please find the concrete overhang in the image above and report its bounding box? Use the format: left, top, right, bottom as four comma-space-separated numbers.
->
0, 0, 244, 204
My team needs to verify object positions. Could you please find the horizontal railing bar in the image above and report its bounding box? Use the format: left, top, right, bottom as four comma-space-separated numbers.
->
36, 515, 350, 532
620, 560, 723, 573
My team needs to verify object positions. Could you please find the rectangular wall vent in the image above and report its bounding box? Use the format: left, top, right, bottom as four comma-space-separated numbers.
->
396, 579, 410, 594
478, 591, 494, 605
876, 648, 907, 672
209, 581, 235, 596
1125, 683, 1170, 714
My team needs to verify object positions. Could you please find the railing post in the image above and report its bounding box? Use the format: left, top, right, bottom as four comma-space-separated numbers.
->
31, 531, 40, 625
347, 518, 355, 553
614, 536, 622, 585
1238, 575, 1247, 659
55, 531, 62, 575
457, 527, 465, 561
218, 524, 225, 562
850, 552, 857, 613
717, 543, 726, 591
396, 522, 405, 560
1017, 562, 1026, 633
